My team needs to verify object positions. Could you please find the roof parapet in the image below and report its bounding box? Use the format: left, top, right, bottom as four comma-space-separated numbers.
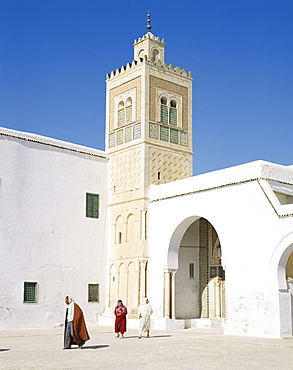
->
106, 56, 192, 80
133, 31, 165, 46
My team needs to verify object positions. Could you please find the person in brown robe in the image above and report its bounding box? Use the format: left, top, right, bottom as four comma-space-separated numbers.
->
64, 296, 90, 349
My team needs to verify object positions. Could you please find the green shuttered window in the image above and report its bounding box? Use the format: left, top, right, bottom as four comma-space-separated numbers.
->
24, 282, 37, 303
118, 109, 125, 127
86, 193, 100, 218
88, 284, 99, 302
160, 105, 168, 124
169, 107, 177, 126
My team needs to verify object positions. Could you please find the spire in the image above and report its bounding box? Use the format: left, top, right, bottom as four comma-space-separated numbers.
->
146, 11, 151, 32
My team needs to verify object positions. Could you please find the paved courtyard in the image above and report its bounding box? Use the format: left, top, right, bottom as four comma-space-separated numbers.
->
1, 325, 293, 369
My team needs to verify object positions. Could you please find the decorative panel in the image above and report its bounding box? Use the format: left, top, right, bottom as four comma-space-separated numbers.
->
133, 123, 141, 140
149, 147, 192, 184
110, 148, 142, 192
180, 131, 188, 147
149, 123, 159, 139
109, 132, 116, 148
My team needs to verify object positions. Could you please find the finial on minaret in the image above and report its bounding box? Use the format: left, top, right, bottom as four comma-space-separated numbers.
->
146, 11, 151, 32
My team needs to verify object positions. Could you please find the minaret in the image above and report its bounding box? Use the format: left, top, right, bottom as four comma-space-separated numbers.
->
105, 14, 193, 316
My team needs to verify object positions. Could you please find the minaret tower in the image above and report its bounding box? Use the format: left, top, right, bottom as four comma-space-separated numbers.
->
105, 13, 193, 316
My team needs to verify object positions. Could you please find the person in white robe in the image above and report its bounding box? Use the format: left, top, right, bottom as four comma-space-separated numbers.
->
138, 298, 153, 338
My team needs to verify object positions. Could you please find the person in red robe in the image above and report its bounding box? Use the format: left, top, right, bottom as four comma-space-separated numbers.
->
64, 296, 90, 349
114, 300, 127, 338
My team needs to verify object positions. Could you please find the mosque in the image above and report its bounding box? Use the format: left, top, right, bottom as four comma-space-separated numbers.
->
1, 16, 293, 338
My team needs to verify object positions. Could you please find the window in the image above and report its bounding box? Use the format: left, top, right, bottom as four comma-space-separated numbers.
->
117, 98, 133, 127
24, 282, 37, 303
160, 97, 177, 126
86, 193, 99, 218
125, 98, 132, 124
169, 100, 177, 126
118, 101, 125, 127
189, 263, 195, 278
160, 97, 168, 124
88, 284, 99, 302
153, 49, 159, 60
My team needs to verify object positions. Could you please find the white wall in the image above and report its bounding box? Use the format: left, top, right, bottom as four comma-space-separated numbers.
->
0, 128, 108, 329
149, 160, 293, 338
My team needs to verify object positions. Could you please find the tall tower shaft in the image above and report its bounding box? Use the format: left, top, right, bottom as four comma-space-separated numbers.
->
105, 25, 193, 316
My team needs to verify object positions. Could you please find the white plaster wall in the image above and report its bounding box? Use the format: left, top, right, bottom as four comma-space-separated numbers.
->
175, 246, 199, 319
0, 128, 108, 329
148, 161, 293, 338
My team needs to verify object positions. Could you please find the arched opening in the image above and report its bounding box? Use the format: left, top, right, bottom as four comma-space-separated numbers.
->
169, 99, 177, 126
118, 101, 125, 127
166, 217, 225, 321
125, 97, 132, 124
152, 48, 159, 60
160, 96, 168, 124
126, 213, 136, 243
115, 215, 123, 244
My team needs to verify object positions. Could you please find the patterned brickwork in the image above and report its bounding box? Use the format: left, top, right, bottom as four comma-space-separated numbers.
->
110, 148, 142, 193
149, 147, 192, 185
149, 76, 189, 131
109, 77, 141, 132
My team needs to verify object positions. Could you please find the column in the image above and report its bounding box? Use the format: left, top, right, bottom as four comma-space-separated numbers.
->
215, 277, 221, 318
164, 269, 171, 319
171, 270, 177, 319
139, 258, 147, 303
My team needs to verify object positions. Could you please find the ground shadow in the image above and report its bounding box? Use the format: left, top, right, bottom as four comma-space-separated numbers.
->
123, 335, 172, 339
82, 345, 109, 350
0, 349, 10, 352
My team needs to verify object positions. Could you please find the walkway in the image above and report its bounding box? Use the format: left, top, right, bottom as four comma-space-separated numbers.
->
1, 326, 293, 369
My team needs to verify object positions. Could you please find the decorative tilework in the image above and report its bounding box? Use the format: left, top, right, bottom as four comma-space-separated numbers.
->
117, 129, 124, 145
170, 128, 178, 144
160, 126, 169, 142
180, 131, 188, 146
149, 123, 159, 139
133, 123, 141, 140
149, 147, 192, 184
125, 126, 132, 143
109, 133, 116, 148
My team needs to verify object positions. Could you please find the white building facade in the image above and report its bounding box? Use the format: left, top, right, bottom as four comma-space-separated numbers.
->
148, 160, 293, 338
0, 128, 108, 329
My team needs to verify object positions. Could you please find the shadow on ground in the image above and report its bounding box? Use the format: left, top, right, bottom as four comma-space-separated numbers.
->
83, 345, 109, 350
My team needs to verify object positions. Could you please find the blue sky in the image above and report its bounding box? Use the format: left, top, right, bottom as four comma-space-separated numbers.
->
1, 0, 292, 175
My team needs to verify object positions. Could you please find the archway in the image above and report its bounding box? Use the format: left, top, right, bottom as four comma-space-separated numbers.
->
166, 217, 225, 320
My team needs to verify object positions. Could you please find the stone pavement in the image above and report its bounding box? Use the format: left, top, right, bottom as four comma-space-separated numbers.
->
1, 325, 293, 369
